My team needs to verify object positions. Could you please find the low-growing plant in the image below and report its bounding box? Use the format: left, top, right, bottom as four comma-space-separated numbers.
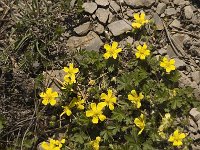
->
37, 12, 200, 150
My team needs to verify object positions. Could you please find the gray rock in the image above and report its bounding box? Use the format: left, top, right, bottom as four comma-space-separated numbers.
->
82, 2, 97, 14
165, 8, 177, 16
160, 0, 170, 3
167, 45, 177, 58
74, 22, 91, 35
189, 118, 198, 129
169, 19, 182, 28
108, 12, 115, 23
95, 0, 109, 6
188, 126, 197, 133
126, 36, 134, 44
124, 0, 155, 8
153, 13, 164, 30
192, 145, 200, 150
158, 48, 167, 55
172, 33, 186, 49
66, 31, 103, 52
190, 108, 200, 122
156, 3, 167, 14
191, 71, 200, 85
95, 8, 110, 24
190, 133, 200, 140
94, 23, 104, 34
108, 19, 132, 36
110, 0, 120, 12
174, 58, 186, 69
174, 0, 186, 6
184, 6, 194, 19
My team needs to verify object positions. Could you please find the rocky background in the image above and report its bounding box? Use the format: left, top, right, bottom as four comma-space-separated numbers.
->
0, 0, 200, 149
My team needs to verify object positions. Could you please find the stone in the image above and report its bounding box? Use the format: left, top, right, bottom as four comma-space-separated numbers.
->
153, 13, 164, 30
156, 3, 167, 14
74, 22, 91, 35
42, 70, 65, 92
165, 8, 177, 16
82, 2, 97, 14
110, 0, 120, 12
108, 12, 115, 23
160, 0, 169, 3
190, 108, 200, 121
158, 48, 167, 55
94, 23, 104, 34
174, 58, 186, 69
95, 8, 110, 24
124, 0, 155, 8
189, 118, 198, 129
167, 44, 177, 58
191, 71, 200, 84
169, 19, 182, 28
190, 133, 200, 140
184, 6, 194, 19
172, 34, 186, 49
174, 0, 186, 6
188, 126, 197, 133
126, 36, 134, 44
192, 145, 200, 150
95, 0, 109, 7
66, 31, 103, 52
108, 19, 132, 36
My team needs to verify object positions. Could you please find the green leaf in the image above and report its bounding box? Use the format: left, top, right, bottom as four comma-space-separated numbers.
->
111, 108, 126, 122
117, 72, 134, 91
132, 67, 148, 86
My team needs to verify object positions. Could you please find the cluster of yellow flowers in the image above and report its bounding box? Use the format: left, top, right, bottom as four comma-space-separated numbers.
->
41, 138, 65, 150
39, 12, 186, 149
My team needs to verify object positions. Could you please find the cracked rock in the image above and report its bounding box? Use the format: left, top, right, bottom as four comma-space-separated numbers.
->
95, 8, 110, 24
110, 0, 120, 12
184, 6, 194, 19
66, 31, 103, 52
156, 3, 167, 14
74, 22, 91, 35
82, 2, 97, 14
94, 23, 104, 34
169, 19, 182, 28
165, 8, 177, 16
190, 108, 200, 122
95, 0, 109, 7
124, 0, 155, 8
190, 71, 200, 85
108, 19, 132, 36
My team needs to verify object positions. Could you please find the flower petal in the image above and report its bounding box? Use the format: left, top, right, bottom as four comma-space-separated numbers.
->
104, 44, 111, 51
133, 13, 140, 20
92, 117, 99, 124
50, 99, 56, 106
42, 99, 49, 105
103, 52, 110, 59
86, 110, 94, 117
112, 42, 118, 49
109, 104, 114, 110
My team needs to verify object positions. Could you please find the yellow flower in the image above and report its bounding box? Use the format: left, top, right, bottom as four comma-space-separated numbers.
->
63, 75, 76, 85
135, 43, 150, 60
41, 138, 65, 150
72, 96, 85, 110
60, 100, 76, 117
103, 41, 122, 59
134, 114, 145, 135
132, 12, 149, 28
100, 89, 117, 110
128, 90, 144, 108
168, 129, 186, 147
90, 136, 101, 150
160, 57, 176, 73
63, 63, 79, 81
89, 79, 96, 85
86, 102, 106, 124
40, 88, 58, 106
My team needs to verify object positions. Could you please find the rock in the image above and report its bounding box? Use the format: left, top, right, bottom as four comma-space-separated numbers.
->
43, 70, 65, 92
192, 145, 200, 150
158, 48, 167, 55
160, 0, 170, 3
190, 108, 200, 122
108, 19, 132, 36
165, 8, 177, 16
66, 31, 103, 52
191, 71, 200, 85
184, 6, 194, 19
124, 0, 155, 8
174, 58, 186, 69
156, 3, 167, 14
110, 0, 120, 12
189, 118, 198, 129
108, 12, 115, 23
153, 13, 164, 30
74, 22, 91, 35
188, 126, 197, 133
167, 44, 177, 58
169, 19, 182, 28
126, 36, 134, 44
95, 0, 109, 7
94, 23, 104, 34
82, 2, 97, 14
95, 8, 110, 24
0, 7, 3, 12
174, 0, 186, 6
190, 133, 200, 140
172, 34, 186, 49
